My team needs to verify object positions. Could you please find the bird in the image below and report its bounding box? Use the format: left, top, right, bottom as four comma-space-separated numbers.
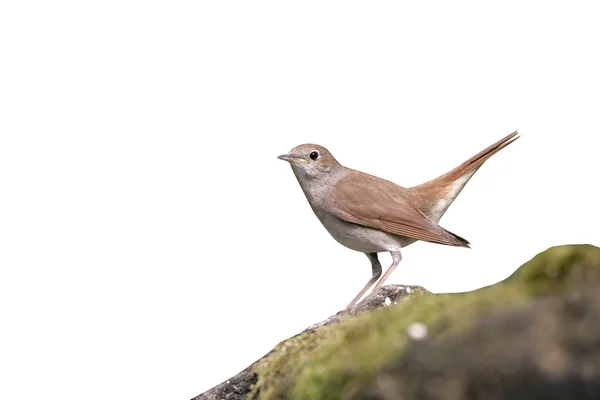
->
278, 131, 519, 308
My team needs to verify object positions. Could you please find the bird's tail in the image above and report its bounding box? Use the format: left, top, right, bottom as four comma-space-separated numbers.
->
410, 131, 519, 222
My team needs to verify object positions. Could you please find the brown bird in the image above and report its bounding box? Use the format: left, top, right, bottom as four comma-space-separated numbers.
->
278, 131, 519, 308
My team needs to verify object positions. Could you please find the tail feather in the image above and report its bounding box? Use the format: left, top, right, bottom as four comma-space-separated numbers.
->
410, 131, 519, 222
444, 130, 520, 182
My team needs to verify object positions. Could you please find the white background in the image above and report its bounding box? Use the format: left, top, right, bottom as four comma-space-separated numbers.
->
1, 2, 599, 400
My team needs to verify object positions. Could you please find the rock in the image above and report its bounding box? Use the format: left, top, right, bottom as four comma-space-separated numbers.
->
304, 285, 430, 333
363, 287, 600, 400
193, 244, 600, 400
192, 366, 257, 400
192, 285, 426, 400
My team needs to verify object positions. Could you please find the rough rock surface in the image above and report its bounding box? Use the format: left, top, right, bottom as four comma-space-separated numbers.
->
192, 285, 426, 400
192, 364, 258, 400
193, 244, 600, 400
304, 285, 430, 333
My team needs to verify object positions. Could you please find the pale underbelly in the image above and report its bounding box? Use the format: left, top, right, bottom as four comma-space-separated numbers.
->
320, 214, 416, 253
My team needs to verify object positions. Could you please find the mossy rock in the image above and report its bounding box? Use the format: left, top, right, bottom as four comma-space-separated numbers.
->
507, 243, 600, 292
251, 244, 600, 400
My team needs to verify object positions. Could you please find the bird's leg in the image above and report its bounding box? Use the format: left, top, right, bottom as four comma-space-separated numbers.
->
347, 252, 382, 308
372, 251, 403, 292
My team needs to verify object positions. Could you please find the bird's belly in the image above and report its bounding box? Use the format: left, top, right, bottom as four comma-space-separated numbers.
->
319, 214, 415, 253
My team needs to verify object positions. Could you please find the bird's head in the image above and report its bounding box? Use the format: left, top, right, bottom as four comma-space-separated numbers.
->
278, 144, 341, 180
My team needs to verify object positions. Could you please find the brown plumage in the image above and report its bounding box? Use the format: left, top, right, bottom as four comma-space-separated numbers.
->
410, 131, 519, 221
332, 172, 470, 248
278, 131, 519, 308
331, 131, 520, 248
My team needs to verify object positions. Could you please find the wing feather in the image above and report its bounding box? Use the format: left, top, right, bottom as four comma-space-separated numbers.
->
332, 172, 470, 247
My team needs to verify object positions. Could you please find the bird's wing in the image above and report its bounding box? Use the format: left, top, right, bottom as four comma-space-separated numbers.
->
332, 172, 470, 247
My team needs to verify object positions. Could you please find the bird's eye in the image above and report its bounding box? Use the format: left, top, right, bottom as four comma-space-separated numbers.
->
310, 151, 319, 160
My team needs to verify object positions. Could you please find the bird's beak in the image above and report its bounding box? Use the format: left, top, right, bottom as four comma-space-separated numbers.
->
277, 154, 306, 164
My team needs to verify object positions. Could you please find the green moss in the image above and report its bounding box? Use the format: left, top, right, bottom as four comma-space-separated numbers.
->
506, 244, 600, 293
252, 244, 600, 400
